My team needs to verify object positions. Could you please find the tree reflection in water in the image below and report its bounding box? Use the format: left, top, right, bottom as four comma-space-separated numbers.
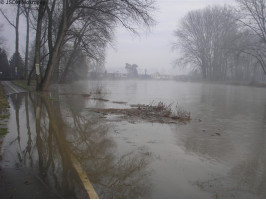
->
6, 92, 151, 198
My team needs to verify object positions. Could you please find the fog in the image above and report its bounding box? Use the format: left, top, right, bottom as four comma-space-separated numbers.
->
0, 0, 266, 199
104, 0, 237, 75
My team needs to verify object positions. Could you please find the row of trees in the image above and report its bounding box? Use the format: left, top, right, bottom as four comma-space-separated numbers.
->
173, 0, 266, 82
0, 20, 25, 80
0, 48, 25, 80
1, 0, 155, 90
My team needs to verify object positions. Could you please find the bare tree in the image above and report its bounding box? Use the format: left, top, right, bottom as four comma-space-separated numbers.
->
30, 0, 155, 91
0, 4, 23, 79
58, 12, 114, 83
236, 0, 266, 43
21, 4, 33, 80
32, 2, 46, 90
173, 6, 239, 81
235, 0, 266, 75
0, 24, 5, 48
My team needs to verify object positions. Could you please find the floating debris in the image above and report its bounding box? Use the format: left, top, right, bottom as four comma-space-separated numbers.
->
91, 98, 109, 102
112, 101, 128, 105
81, 93, 91, 98
89, 101, 191, 124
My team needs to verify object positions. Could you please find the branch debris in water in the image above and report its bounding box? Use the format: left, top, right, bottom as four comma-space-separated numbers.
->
89, 101, 191, 124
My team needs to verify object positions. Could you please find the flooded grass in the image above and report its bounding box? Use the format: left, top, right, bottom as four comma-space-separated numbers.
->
93, 84, 105, 95
91, 97, 109, 102
60, 92, 82, 96
89, 101, 191, 124
59, 92, 110, 101
112, 101, 128, 104
173, 105, 191, 121
81, 93, 91, 97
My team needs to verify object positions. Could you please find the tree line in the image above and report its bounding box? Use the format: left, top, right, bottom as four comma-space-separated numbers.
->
0, 0, 155, 90
172, 0, 266, 82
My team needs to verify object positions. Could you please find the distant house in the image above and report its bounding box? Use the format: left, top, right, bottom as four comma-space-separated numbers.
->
151, 72, 161, 79
113, 71, 127, 78
151, 72, 174, 80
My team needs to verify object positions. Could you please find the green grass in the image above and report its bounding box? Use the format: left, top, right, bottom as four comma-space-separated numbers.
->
0, 84, 10, 112
0, 127, 8, 136
12, 80, 34, 91
0, 114, 9, 119
0, 83, 10, 162
48, 97, 60, 101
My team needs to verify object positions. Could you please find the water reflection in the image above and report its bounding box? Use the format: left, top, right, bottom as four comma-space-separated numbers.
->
173, 84, 266, 198
9, 93, 24, 150
3, 92, 151, 198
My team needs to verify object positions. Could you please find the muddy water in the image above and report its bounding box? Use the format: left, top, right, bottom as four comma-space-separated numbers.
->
1, 80, 266, 198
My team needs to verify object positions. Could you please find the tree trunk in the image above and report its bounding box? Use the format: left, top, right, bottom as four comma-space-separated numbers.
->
34, 3, 46, 91
40, 23, 67, 90
15, 4, 20, 80
24, 10, 29, 79
40, 6, 69, 91
27, 64, 35, 85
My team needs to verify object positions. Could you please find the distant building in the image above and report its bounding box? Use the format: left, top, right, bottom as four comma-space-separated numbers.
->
151, 72, 174, 80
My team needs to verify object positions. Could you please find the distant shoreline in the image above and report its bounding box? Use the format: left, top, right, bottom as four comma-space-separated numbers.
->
88, 78, 266, 88
175, 80, 266, 88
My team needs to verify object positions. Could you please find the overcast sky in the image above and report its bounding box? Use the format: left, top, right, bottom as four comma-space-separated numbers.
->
1, 0, 236, 75
105, 0, 236, 75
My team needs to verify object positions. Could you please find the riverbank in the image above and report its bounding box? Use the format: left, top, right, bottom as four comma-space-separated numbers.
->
175, 79, 266, 88
213, 80, 266, 88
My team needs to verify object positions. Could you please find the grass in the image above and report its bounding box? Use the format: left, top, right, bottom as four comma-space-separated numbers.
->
94, 84, 104, 95
12, 80, 34, 91
92, 84, 108, 99
0, 128, 8, 136
0, 84, 10, 112
0, 82, 10, 160
0, 114, 9, 120
48, 97, 60, 101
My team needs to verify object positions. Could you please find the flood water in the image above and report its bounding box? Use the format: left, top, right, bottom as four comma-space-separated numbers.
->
1, 80, 266, 198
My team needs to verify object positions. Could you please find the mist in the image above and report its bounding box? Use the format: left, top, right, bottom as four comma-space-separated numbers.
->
0, 0, 266, 199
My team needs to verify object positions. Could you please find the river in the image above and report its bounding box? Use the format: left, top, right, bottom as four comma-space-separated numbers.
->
1, 80, 266, 198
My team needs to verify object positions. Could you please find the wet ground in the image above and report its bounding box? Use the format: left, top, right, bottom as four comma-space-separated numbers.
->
0, 80, 266, 198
